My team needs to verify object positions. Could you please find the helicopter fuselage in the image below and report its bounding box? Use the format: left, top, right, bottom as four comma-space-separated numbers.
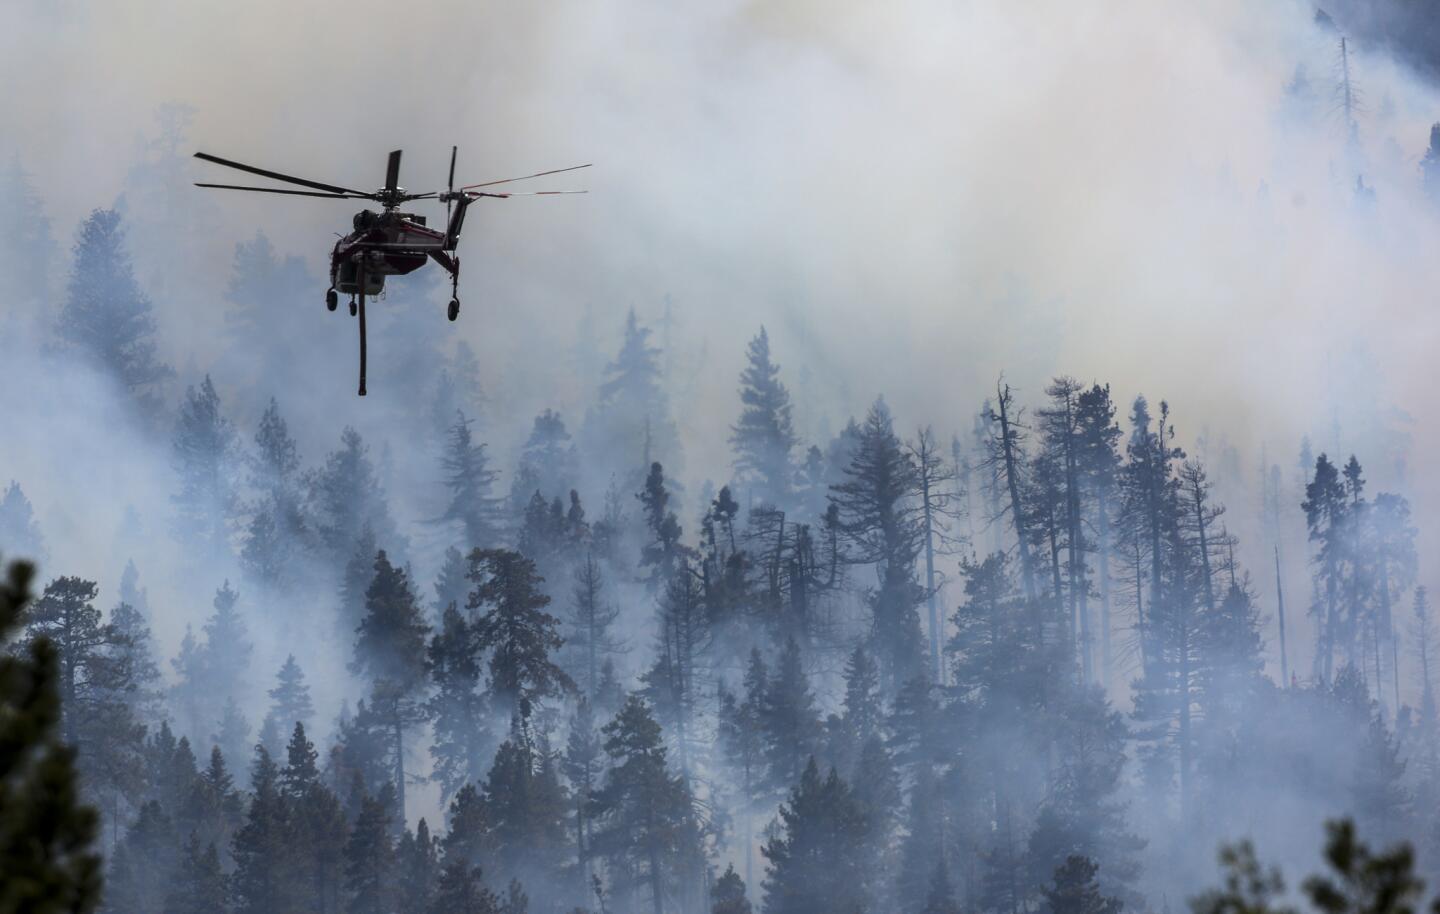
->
330, 209, 449, 295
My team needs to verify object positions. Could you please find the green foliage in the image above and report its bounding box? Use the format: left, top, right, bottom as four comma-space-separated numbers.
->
0, 558, 103, 913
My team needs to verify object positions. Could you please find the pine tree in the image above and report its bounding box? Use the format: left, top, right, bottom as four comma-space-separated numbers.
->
434, 545, 471, 613
351, 550, 431, 822
163, 835, 229, 914
108, 599, 163, 726
105, 799, 179, 914
760, 638, 823, 794
172, 375, 237, 559
584, 308, 682, 489
1304, 454, 1351, 683
643, 568, 710, 779
761, 758, 871, 914
24, 576, 148, 813
637, 462, 686, 589
830, 397, 926, 690
339, 524, 380, 638
563, 698, 604, 895
182, 745, 243, 868
0, 482, 46, 563
0, 558, 103, 913
467, 548, 574, 715
264, 654, 315, 740
441, 783, 492, 871
829, 645, 884, 776
1039, 856, 1121, 914
720, 649, 769, 889
213, 698, 253, 780
480, 713, 570, 900
565, 554, 624, 697
344, 789, 397, 914
242, 398, 308, 589
429, 860, 500, 914
438, 411, 502, 551
1075, 384, 1122, 688
516, 409, 580, 504
309, 427, 404, 567
281, 723, 348, 914
713, 863, 754, 914
590, 694, 703, 914
427, 605, 490, 803
57, 208, 172, 406
231, 745, 297, 914
396, 819, 439, 914
730, 327, 798, 507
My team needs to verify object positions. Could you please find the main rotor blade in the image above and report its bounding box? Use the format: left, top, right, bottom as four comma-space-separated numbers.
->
460, 163, 592, 190
384, 150, 402, 193
467, 190, 588, 198
195, 182, 372, 199
447, 146, 457, 194
194, 152, 369, 196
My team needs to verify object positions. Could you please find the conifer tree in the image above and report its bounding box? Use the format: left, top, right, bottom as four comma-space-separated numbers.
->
434, 545, 470, 613
585, 308, 682, 488
429, 860, 500, 914
565, 554, 624, 697
638, 462, 687, 588
427, 605, 490, 803
515, 408, 580, 504
1304, 454, 1350, 683
231, 745, 297, 914
713, 863, 754, 914
309, 427, 404, 567
264, 654, 315, 741
24, 575, 148, 812
467, 548, 574, 715
831, 397, 925, 690
481, 713, 570, 900
719, 650, 769, 889
438, 411, 502, 551
105, 800, 179, 914
281, 722, 348, 914
396, 818, 439, 914
108, 599, 163, 726
172, 375, 237, 559
351, 550, 431, 822
242, 398, 308, 589
730, 327, 798, 507
759, 638, 823, 793
58, 208, 172, 406
1075, 384, 1122, 688
761, 758, 871, 914
1040, 856, 1121, 914
0, 558, 103, 913
163, 835, 229, 914
344, 789, 397, 914
590, 694, 703, 914
441, 783, 492, 872
563, 698, 604, 895
0, 482, 46, 563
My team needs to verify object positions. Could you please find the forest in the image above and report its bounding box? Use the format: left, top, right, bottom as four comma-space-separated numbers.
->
3, 171, 1440, 914
9, 2, 1440, 914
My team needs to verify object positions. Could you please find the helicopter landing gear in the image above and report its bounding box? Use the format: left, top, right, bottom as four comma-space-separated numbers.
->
326, 288, 338, 311
448, 298, 460, 322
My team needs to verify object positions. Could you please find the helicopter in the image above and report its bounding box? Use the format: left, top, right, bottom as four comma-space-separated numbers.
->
194, 147, 588, 395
